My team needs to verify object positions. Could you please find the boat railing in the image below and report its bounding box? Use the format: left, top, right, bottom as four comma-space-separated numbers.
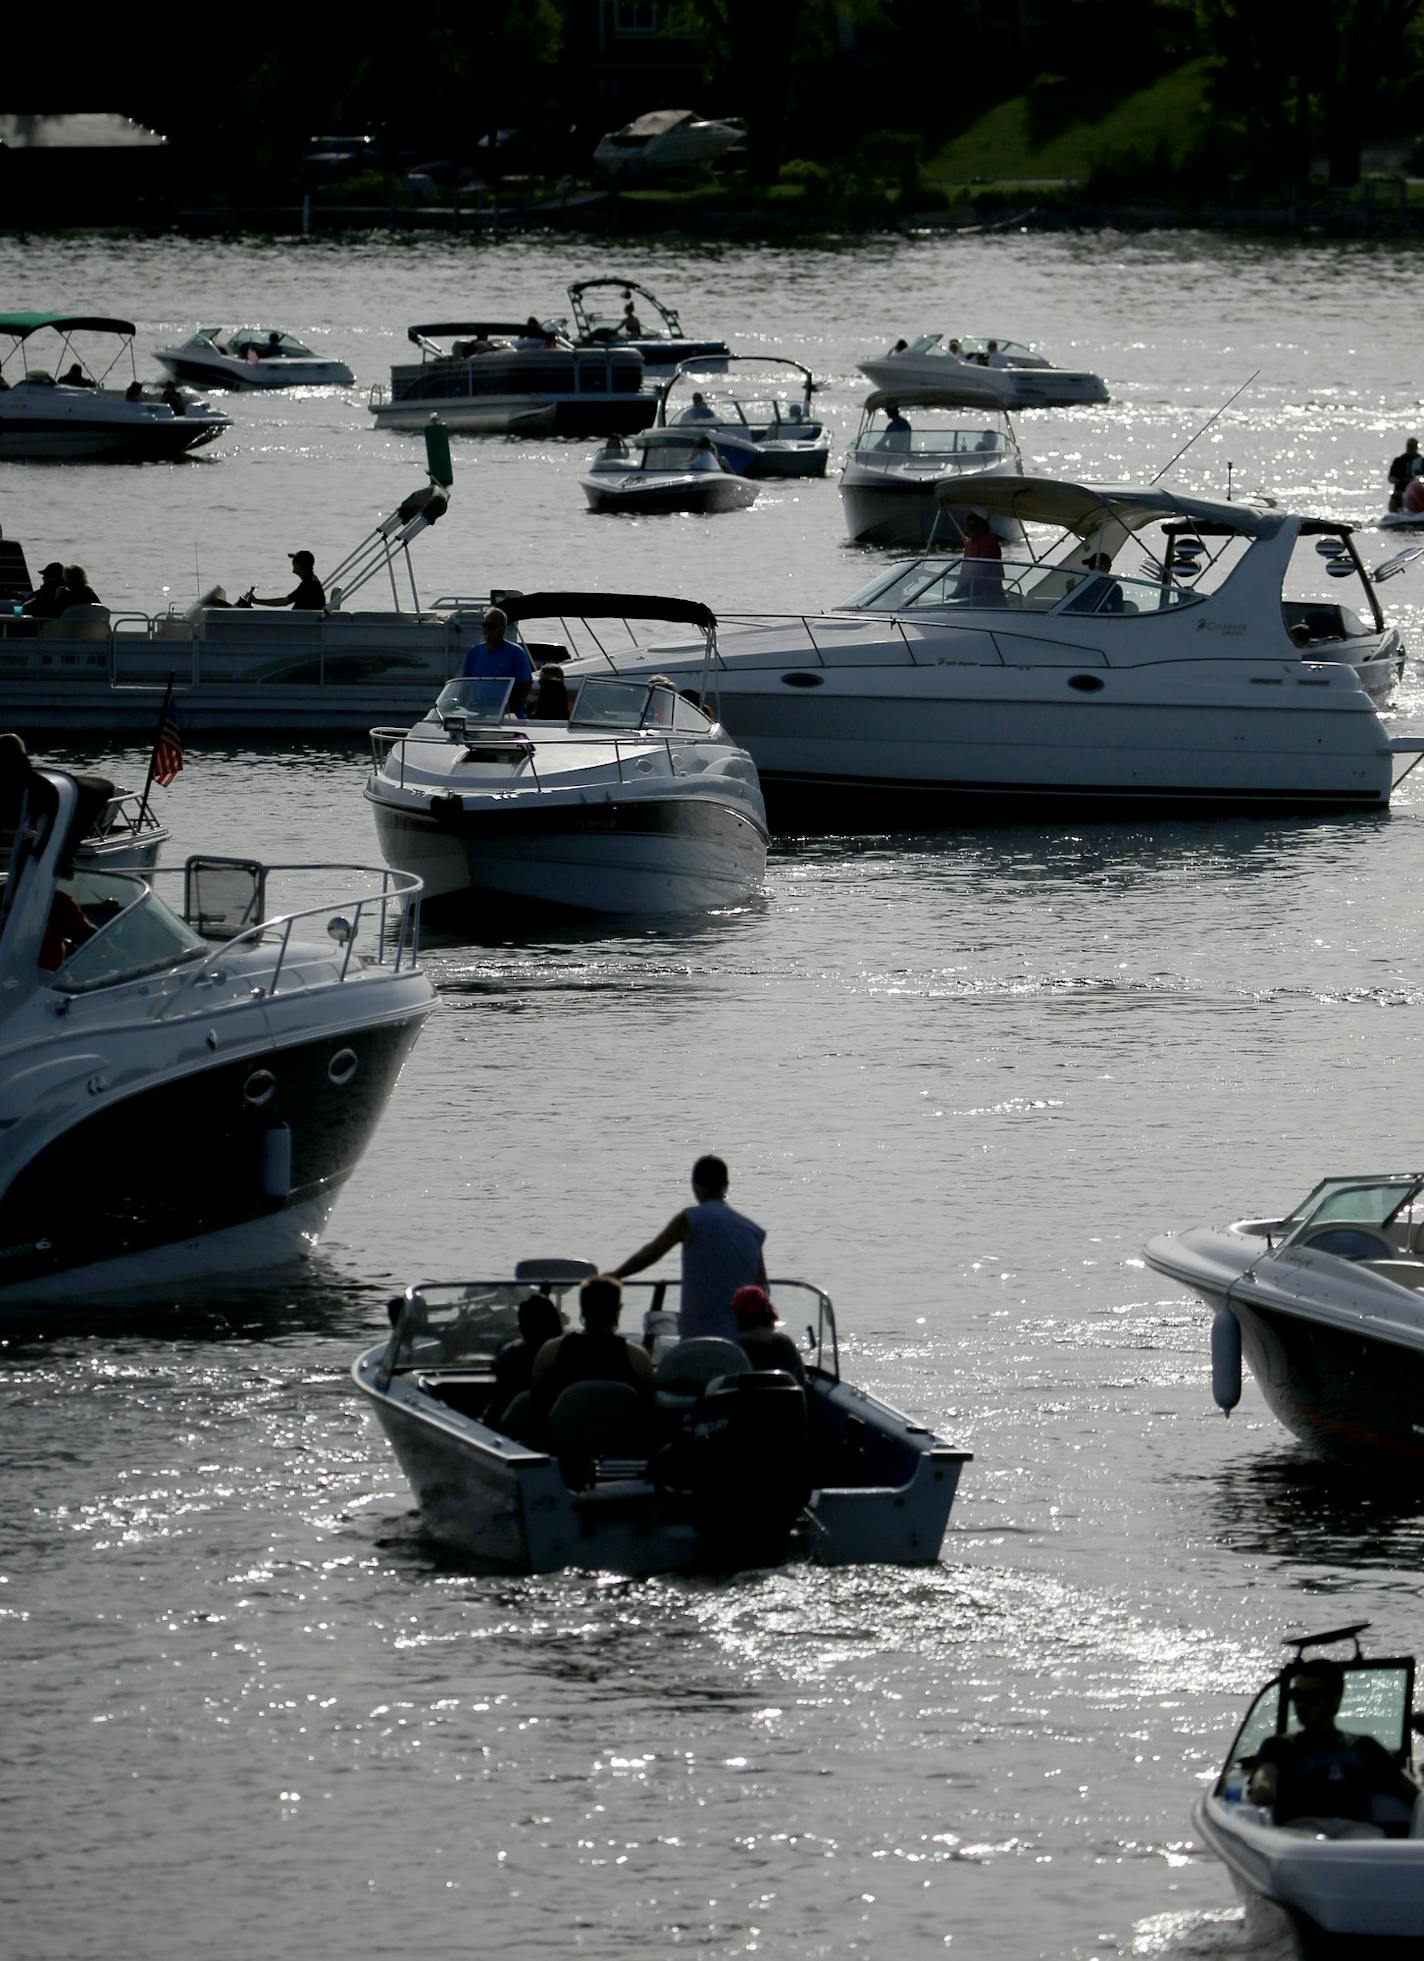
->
146, 860, 424, 1014
375, 1274, 838, 1391
371, 725, 722, 788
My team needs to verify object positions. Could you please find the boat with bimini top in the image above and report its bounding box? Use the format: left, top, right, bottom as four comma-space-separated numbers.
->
656, 355, 829, 478
0, 312, 230, 460
352, 1262, 971, 1576
565, 277, 729, 371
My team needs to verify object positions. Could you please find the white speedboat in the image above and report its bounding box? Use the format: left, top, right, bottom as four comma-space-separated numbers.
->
352, 1265, 972, 1575
370, 321, 655, 436
0, 430, 477, 732
657, 355, 829, 478
1145, 1172, 1424, 1473
154, 326, 354, 391
859, 333, 1110, 410
562, 476, 1423, 822
593, 109, 745, 175
839, 391, 1023, 546
0, 768, 433, 1307
581, 429, 761, 515
1195, 1625, 1424, 1947
565, 277, 728, 370
365, 593, 767, 915
0, 312, 230, 460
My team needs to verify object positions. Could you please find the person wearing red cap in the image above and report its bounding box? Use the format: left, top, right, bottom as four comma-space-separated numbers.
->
730, 1285, 805, 1382
611, 1154, 767, 1341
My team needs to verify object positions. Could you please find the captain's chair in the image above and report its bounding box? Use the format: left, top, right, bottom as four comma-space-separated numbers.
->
654, 1337, 751, 1415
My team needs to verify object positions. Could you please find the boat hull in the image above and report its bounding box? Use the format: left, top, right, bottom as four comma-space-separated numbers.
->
1195, 1793, 1424, 1947
859, 354, 1110, 408
582, 471, 759, 515
368, 790, 767, 913
0, 416, 227, 460
155, 352, 354, 390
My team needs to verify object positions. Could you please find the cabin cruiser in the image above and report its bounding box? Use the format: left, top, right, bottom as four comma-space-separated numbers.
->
564, 278, 728, 371
1145, 1172, 1424, 1473
656, 355, 828, 478
352, 1263, 972, 1575
839, 392, 1023, 547
369, 321, 656, 436
0, 766, 433, 1307
1195, 1624, 1424, 1947
581, 429, 761, 515
593, 109, 745, 175
0, 429, 479, 733
0, 312, 230, 460
859, 333, 1110, 410
154, 327, 354, 391
365, 594, 767, 915
560, 476, 1424, 822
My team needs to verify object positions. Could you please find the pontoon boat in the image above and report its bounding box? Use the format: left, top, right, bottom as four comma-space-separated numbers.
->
369, 322, 655, 436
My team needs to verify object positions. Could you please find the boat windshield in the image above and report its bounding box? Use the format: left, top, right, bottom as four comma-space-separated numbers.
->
231, 330, 315, 358
853, 423, 1008, 459
50, 867, 207, 992
1279, 1175, 1424, 1242
905, 334, 1035, 361
840, 554, 1198, 618
434, 677, 516, 725
571, 678, 705, 730
631, 440, 709, 471
1214, 1658, 1416, 1797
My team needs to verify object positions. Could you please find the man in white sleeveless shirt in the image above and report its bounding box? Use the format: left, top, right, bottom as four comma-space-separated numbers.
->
611, 1154, 767, 1340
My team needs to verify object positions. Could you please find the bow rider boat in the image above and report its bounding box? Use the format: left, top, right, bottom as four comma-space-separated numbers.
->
859, 333, 1110, 410
154, 326, 354, 391
581, 428, 761, 515
353, 1265, 972, 1576
1195, 1624, 1424, 1947
1145, 1172, 1424, 1473
656, 355, 828, 478
563, 475, 1423, 822
369, 322, 656, 436
839, 391, 1023, 547
0, 767, 433, 1307
365, 592, 767, 915
0, 313, 230, 460
565, 277, 729, 370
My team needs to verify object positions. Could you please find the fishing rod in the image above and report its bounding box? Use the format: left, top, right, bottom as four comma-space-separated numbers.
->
1149, 370, 1260, 487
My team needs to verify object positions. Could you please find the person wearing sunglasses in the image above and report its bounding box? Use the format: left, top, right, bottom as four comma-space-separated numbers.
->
1248, 1658, 1418, 1831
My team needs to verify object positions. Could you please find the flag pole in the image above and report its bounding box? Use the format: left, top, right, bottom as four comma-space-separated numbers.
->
135, 673, 176, 830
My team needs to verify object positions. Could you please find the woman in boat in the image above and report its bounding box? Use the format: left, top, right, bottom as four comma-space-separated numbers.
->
528, 666, 572, 720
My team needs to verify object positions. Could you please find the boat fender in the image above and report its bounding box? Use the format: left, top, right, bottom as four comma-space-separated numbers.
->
260, 1122, 292, 1201
1211, 1305, 1242, 1416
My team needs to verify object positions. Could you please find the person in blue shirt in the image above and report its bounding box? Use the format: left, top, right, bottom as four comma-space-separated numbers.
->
461, 605, 533, 714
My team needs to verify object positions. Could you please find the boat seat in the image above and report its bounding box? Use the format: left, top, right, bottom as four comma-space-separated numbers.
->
39, 605, 110, 640
654, 1337, 751, 1414
547, 1380, 651, 1486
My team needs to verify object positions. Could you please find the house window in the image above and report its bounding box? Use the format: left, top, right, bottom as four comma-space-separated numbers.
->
615, 1, 660, 33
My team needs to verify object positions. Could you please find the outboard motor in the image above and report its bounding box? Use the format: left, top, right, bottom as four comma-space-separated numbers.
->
686, 1371, 812, 1569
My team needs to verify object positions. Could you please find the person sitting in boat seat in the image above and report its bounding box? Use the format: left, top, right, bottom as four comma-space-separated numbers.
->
62, 564, 102, 608
245, 549, 326, 612
160, 380, 187, 416
597, 431, 629, 461
124, 379, 145, 402
1062, 552, 1124, 615
730, 1285, 806, 1383
488, 1292, 564, 1430
878, 406, 911, 452
986, 340, 1008, 369
461, 605, 534, 714
678, 392, 717, 423
529, 665, 573, 719
621, 299, 644, 337
528, 1275, 655, 1440
264, 331, 284, 360
1248, 1658, 1419, 1834
645, 675, 677, 726
22, 561, 68, 620
690, 435, 723, 473
61, 364, 96, 388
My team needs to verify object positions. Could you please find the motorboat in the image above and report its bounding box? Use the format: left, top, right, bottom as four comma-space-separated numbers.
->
593, 109, 745, 176
0, 766, 433, 1307
365, 593, 767, 915
839, 391, 1023, 547
564, 277, 728, 371
352, 1263, 972, 1575
0, 312, 231, 460
1145, 1172, 1424, 1473
0, 427, 484, 734
369, 321, 656, 437
580, 428, 761, 515
0, 780, 168, 871
559, 476, 1424, 823
1194, 1624, 1424, 1948
656, 355, 829, 478
859, 333, 1110, 410
153, 326, 354, 391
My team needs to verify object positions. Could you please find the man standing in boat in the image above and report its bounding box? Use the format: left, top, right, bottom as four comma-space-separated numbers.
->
612, 1154, 768, 1340
461, 605, 533, 715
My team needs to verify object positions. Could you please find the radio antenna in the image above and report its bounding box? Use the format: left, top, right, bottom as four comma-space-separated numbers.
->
1149, 371, 1260, 487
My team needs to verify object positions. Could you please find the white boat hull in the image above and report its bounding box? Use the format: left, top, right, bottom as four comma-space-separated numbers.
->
859, 353, 1110, 408
0, 382, 229, 460
155, 350, 354, 391
1195, 1793, 1424, 1943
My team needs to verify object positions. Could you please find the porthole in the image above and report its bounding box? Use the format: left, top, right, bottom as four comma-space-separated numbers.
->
1067, 674, 1105, 693
780, 671, 825, 688
243, 1069, 276, 1108
328, 1048, 359, 1087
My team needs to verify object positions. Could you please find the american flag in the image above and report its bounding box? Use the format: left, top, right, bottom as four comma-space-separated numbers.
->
154, 702, 184, 787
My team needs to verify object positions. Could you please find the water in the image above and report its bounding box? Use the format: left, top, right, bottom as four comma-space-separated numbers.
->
5, 229, 1424, 1960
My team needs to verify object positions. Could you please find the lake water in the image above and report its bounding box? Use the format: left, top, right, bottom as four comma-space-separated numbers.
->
4, 228, 1424, 1961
